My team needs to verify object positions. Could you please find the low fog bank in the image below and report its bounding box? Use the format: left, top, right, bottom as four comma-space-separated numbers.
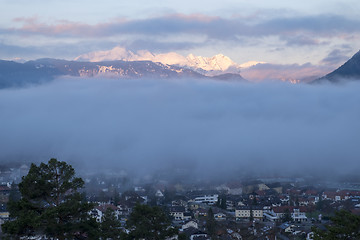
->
0, 77, 359, 180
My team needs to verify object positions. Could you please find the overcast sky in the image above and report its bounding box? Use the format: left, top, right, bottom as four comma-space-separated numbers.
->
1, 0, 360, 69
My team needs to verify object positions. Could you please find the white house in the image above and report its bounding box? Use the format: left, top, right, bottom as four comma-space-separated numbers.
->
193, 194, 218, 205
271, 206, 308, 222
89, 204, 120, 223
169, 206, 186, 221
155, 190, 164, 198
292, 208, 307, 222
190, 230, 210, 240
182, 220, 198, 230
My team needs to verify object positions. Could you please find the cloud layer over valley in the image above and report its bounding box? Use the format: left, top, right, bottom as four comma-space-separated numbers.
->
1, 78, 359, 179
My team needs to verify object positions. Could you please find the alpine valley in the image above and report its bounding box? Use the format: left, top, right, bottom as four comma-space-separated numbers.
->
1, 47, 360, 89
0, 48, 250, 89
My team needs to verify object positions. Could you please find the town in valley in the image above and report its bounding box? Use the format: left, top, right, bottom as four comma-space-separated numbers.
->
1, 161, 360, 239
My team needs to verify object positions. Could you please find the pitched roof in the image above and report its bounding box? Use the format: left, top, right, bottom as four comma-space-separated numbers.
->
169, 206, 185, 213
236, 205, 263, 210
182, 226, 201, 236
272, 206, 308, 213
278, 222, 291, 230
95, 204, 118, 212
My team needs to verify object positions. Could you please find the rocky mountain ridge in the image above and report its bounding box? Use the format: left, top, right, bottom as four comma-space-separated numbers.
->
0, 58, 245, 89
75, 46, 243, 76
314, 50, 360, 83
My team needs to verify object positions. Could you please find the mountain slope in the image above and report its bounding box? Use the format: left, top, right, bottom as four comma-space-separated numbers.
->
29, 58, 205, 79
314, 50, 360, 83
0, 60, 61, 88
0, 58, 246, 89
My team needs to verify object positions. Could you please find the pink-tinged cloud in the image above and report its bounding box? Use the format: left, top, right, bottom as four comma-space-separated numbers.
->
6, 14, 360, 44
10, 17, 115, 37
13, 16, 38, 23
241, 63, 335, 82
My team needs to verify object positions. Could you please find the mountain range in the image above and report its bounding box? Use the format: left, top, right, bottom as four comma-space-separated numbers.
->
0, 49, 359, 89
0, 58, 245, 89
75, 46, 252, 76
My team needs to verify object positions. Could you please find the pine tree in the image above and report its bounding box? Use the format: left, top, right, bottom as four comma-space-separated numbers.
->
249, 205, 254, 222
113, 189, 120, 205
217, 195, 227, 210
8, 182, 21, 202
2, 158, 98, 239
252, 196, 257, 206
125, 203, 178, 240
100, 208, 122, 239
282, 208, 292, 223
313, 210, 360, 239
206, 208, 217, 237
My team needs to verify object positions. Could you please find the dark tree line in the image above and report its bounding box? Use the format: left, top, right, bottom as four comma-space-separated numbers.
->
313, 209, 360, 239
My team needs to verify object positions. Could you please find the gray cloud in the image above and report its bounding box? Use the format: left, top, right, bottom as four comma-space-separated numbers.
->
0, 77, 360, 179
255, 15, 360, 36
124, 39, 203, 53
2, 14, 360, 60
0, 41, 122, 60
0, 43, 44, 59
280, 35, 326, 47
321, 48, 354, 66
5, 14, 360, 43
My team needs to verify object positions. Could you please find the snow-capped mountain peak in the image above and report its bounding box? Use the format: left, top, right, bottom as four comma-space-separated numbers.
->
75, 46, 137, 62
185, 53, 240, 73
75, 46, 242, 76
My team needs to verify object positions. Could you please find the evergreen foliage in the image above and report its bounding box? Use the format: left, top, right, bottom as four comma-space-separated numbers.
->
313, 210, 360, 239
100, 208, 122, 239
249, 205, 254, 222
125, 203, 178, 240
2, 158, 98, 240
252, 196, 257, 206
206, 207, 217, 237
282, 208, 292, 223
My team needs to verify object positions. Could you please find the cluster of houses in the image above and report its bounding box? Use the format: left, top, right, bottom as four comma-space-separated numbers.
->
2, 164, 360, 239
0, 164, 29, 185
0, 163, 30, 227
81, 177, 360, 239
0, 185, 10, 226
0, 165, 24, 228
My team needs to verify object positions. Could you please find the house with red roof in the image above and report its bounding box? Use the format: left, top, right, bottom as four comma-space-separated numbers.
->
265, 206, 308, 222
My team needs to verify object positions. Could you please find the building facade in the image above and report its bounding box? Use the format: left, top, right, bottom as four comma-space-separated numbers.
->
235, 206, 264, 220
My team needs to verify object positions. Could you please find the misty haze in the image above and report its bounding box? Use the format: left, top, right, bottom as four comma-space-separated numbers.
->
3, 1, 360, 238
1, 77, 359, 179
